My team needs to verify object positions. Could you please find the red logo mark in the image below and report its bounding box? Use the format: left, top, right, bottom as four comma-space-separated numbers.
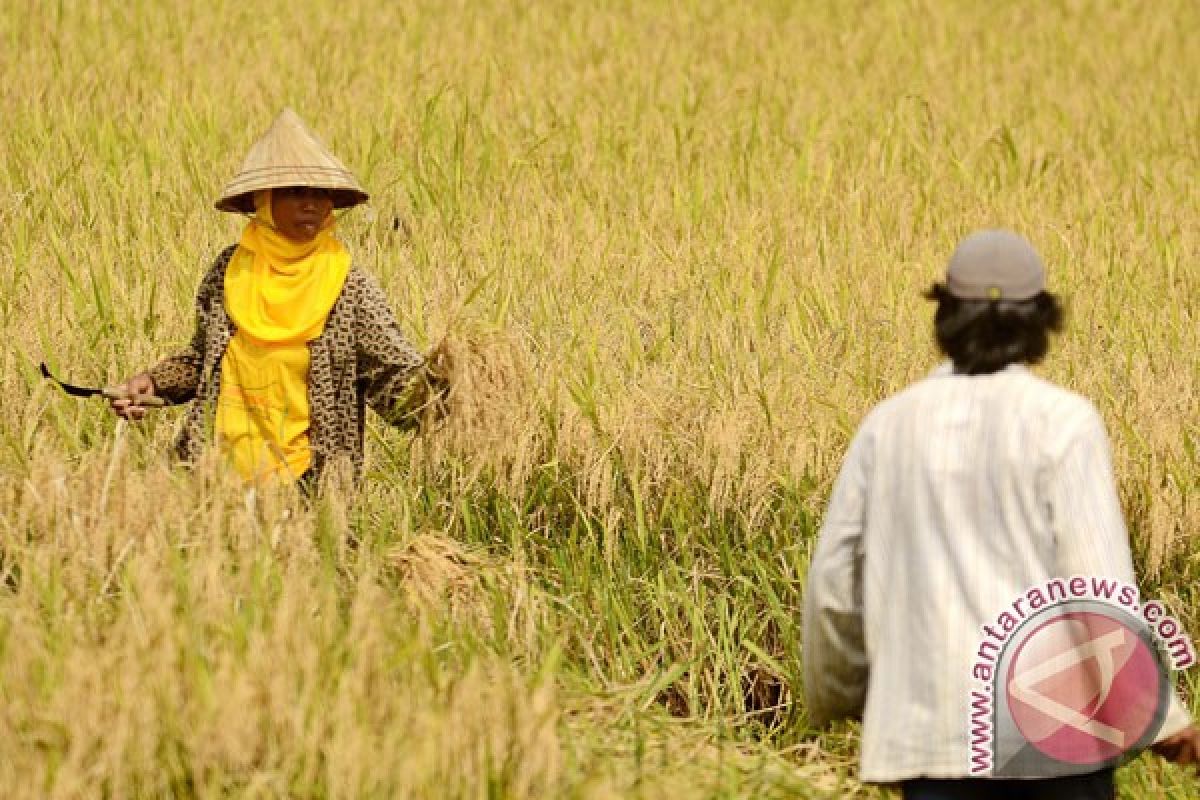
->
1005, 611, 1162, 766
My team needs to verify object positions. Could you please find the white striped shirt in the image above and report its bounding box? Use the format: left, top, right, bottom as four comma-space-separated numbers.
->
803, 362, 1192, 782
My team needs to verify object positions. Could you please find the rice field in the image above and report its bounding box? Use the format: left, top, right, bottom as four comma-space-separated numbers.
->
0, 0, 1197, 797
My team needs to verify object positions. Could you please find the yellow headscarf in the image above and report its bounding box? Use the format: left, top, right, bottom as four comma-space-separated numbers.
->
223, 190, 351, 343
216, 190, 351, 483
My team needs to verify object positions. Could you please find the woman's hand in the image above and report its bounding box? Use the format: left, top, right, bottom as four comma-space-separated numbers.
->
108, 372, 158, 421
1153, 725, 1200, 766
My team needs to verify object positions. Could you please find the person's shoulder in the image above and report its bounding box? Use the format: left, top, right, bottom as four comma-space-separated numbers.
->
204, 243, 239, 273
338, 264, 383, 301
203, 243, 238, 272
194, 244, 240, 294
996, 369, 1111, 463
859, 367, 947, 428
332, 266, 402, 325
860, 364, 1099, 424
844, 386, 917, 458
1008, 369, 1100, 426
341, 263, 371, 287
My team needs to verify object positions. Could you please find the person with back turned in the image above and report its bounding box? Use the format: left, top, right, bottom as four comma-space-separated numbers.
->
803, 229, 1197, 799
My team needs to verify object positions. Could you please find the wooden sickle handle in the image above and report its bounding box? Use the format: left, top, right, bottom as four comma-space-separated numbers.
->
100, 387, 167, 407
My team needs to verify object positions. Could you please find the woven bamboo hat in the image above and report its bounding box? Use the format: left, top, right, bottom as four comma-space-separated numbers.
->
215, 108, 368, 213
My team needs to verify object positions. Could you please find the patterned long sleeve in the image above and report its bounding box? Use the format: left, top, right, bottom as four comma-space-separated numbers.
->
351, 270, 438, 430
147, 249, 233, 405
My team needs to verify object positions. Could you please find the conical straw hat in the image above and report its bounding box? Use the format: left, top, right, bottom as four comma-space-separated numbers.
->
215, 108, 368, 213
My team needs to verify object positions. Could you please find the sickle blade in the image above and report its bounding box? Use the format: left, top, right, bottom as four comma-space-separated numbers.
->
40, 362, 104, 398
40, 362, 166, 406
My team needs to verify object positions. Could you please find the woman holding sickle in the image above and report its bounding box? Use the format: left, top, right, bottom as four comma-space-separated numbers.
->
111, 109, 444, 489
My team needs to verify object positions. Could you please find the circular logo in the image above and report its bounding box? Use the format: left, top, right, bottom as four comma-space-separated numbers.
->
1004, 609, 1165, 767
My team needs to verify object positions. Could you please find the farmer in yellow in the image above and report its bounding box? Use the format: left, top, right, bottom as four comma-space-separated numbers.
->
110, 109, 443, 488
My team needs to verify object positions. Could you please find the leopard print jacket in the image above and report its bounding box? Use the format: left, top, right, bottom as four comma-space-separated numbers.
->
148, 245, 433, 484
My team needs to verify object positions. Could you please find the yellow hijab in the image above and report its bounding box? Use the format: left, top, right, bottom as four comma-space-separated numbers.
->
217, 190, 351, 483
224, 190, 351, 343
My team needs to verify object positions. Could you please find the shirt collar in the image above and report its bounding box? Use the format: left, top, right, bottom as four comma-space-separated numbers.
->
930, 361, 1030, 378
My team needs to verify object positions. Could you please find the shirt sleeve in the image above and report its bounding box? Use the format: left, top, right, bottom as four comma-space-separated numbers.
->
1049, 407, 1136, 581
352, 270, 441, 430
803, 426, 871, 727
147, 249, 230, 404
1050, 406, 1193, 740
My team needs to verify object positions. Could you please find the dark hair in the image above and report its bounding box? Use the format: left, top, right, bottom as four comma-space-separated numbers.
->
925, 283, 1064, 375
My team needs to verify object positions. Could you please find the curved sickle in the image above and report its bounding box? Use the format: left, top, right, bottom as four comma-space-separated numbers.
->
40, 362, 165, 406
